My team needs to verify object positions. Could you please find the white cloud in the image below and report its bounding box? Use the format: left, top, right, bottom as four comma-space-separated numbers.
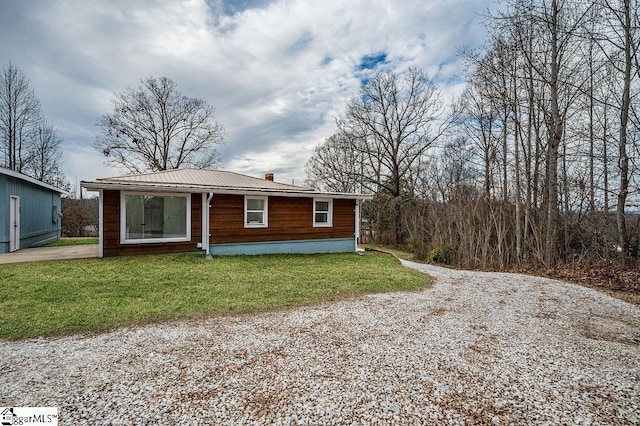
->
0, 0, 491, 182
63, 143, 123, 185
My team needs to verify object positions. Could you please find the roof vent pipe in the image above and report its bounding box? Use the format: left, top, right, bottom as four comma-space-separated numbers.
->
265, 173, 274, 181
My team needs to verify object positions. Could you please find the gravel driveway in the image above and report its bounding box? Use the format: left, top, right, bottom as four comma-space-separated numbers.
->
1, 261, 639, 425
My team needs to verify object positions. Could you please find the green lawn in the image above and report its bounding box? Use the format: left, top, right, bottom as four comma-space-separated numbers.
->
43, 237, 99, 247
0, 252, 428, 340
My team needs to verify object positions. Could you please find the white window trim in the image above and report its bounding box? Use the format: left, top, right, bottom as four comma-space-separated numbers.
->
313, 197, 333, 227
120, 192, 191, 244
244, 195, 268, 228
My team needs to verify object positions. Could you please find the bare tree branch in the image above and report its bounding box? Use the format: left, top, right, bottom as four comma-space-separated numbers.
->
94, 76, 225, 173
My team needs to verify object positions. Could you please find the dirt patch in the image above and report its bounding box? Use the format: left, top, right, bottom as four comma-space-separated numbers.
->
538, 261, 640, 305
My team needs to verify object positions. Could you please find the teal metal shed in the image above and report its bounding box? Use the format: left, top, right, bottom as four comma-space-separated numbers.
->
0, 167, 65, 253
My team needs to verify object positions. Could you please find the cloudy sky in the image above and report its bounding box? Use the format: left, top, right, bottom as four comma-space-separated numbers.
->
0, 0, 493, 187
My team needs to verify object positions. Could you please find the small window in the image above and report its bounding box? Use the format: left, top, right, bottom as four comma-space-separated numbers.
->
52, 205, 60, 224
245, 196, 268, 228
313, 198, 333, 227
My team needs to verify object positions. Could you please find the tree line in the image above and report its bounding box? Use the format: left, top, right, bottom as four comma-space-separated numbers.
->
306, 0, 640, 268
0, 63, 67, 189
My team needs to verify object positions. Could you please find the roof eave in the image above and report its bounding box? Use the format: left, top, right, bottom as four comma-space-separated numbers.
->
80, 180, 373, 200
1, 167, 68, 195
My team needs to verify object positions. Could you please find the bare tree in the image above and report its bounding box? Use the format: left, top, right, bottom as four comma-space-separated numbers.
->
95, 76, 225, 173
338, 68, 453, 244
304, 131, 366, 193
27, 121, 67, 189
0, 62, 67, 188
496, 0, 593, 265
61, 196, 98, 237
593, 0, 640, 262
0, 62, 41, 173
459, 68, 502, 199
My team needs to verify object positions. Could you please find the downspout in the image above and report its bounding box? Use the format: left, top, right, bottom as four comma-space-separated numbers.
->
355, 199, 362, 252
98, 189, 104, 258
205, 192, 214, 259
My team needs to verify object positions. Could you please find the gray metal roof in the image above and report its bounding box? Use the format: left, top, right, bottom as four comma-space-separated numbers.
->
82, 168, 372, 200
96, 169, 311, 192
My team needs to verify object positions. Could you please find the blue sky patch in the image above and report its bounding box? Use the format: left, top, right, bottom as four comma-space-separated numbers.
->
320, 56, 333, 66
358, 53, 387, 71
206, 0, 273, 17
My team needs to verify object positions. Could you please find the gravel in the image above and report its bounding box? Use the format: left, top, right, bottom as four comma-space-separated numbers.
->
1, 260, 639, 425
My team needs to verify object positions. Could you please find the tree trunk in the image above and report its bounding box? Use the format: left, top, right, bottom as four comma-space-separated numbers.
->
616, 0, 632, 264
514, 112, 523, 265
545, 0, 563, 267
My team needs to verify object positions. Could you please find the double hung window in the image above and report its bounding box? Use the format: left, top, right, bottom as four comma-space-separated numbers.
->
245, 196, 268, 227
313, 198, 333, 227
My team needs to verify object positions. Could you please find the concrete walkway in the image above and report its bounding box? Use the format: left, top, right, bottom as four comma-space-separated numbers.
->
0, 245, 98, 264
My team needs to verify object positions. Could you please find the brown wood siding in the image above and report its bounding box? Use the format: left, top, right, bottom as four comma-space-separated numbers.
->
210, 194, 355, 244
102, 190, 202, 257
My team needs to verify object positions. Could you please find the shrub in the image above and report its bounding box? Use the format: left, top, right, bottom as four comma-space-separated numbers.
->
428, 244, 453, 264
408, 238, 429, 262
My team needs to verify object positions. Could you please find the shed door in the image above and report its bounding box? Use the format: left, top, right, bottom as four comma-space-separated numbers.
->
9, 196, 20, 252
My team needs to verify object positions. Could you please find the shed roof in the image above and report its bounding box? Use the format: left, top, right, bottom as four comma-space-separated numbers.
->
0, 166, 67, 194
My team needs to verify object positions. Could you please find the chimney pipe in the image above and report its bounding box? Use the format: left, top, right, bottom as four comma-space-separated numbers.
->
265, 173, 274, 181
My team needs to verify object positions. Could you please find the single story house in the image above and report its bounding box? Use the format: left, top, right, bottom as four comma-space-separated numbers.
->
81, 169, 372, 257
0, 167, 65, 253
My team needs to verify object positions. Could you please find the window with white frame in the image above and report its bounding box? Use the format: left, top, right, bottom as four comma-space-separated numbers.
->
121, 192, 191, 243
245, 195, 268, 227
313, 198, 333, 227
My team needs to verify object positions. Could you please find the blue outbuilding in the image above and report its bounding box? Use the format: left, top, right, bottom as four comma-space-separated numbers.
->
0, 167, 65, 253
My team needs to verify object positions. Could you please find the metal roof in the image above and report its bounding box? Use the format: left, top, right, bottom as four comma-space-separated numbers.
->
82, 168, 372, 200
96, 168, 310, 191
0, 166, 68, 194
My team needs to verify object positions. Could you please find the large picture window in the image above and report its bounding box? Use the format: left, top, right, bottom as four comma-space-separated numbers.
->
244, 196, 268, 228
121, 193, 191, 243
313, 198, 333, 227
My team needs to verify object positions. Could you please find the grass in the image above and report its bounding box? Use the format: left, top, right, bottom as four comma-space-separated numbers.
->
43, 237, 99, 247
0, 252, 428, 340
362, 244, 415, 260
